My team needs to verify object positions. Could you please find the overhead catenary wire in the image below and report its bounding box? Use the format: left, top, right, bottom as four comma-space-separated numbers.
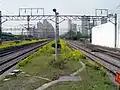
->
109, 4, 120, 14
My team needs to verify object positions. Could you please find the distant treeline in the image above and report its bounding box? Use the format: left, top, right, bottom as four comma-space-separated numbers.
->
61, 30, 90, 41
1, 33, 27, 41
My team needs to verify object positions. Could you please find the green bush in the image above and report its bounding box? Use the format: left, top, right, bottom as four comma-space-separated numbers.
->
51, 43, 61, 48
18, 39, 86, 69
25, 39, 32, 41
39, 41, 55, 55
0, 39, 2, 44
18, 56, 33, 68
59, 50, 86, 61
49, 60, 67, 69
14, 40, 20, 44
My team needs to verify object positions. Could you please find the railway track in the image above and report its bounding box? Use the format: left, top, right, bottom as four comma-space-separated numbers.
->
75, 41, 120, 61
87, 43, 120, 52
85, 43, 120, 60
67, 41, 120, 75
0, 40, 47, 57
0, 40, 51, 75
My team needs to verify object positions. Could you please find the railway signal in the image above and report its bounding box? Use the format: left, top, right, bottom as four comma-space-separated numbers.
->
53, 8, 59, 61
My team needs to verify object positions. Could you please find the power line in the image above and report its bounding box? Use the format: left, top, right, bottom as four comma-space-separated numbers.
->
109, 4, 120, 14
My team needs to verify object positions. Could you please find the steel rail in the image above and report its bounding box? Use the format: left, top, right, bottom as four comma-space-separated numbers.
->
0, 40, 50, 75
68, 41, 120, 75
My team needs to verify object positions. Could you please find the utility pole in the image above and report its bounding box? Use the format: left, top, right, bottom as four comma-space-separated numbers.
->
115, 13, 117, 48
89, 21, 91, 43
21, 29, 24, 40
57, 13, 59, 41
27, 15, 30, 39
53, 9, 59, 61
90, 20, 94, 43
0, 11, 2, 44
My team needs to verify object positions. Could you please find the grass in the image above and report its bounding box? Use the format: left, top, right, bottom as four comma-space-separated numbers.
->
0, 39, 83, 90
18, 55, 81, 80
46, 60, 117, 90
0, 73, 48, 90
17, 40, 83, 80
0, 39, 46, 50
0, 39, 117, 90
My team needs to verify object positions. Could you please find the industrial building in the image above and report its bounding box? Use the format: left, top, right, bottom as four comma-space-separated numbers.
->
37, 22, 44, 38
68, 19, 72, 31
28, 20, 55, 39
68, 20, 77, 33
72, 24, 77, 34
81, 16, 90, 36
42, 19, 54, 38
3, 20, 55, 39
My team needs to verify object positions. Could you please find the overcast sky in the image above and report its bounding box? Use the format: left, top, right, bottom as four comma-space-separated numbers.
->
1, 0, 120, 34
0, 0, 120, 15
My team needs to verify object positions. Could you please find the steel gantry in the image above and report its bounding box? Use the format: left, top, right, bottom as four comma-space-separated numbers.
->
0, 10, 117, 47
1, 14, 108, 21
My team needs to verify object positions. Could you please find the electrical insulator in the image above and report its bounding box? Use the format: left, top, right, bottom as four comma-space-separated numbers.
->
101, 10, 102, 14
37, 9, 38, 13
25, 9, 26, 13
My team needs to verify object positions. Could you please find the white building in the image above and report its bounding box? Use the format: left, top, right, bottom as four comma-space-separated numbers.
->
92, 22, 115, 48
